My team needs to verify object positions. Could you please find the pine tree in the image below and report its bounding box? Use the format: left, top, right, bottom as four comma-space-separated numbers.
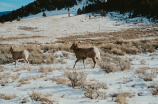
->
77, 8, 82, 15
1, 19, 5, 24
17, 16, 20, 21
43, 12, 47, 17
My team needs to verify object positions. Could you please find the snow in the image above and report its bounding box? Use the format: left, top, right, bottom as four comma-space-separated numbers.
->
0, 50, 158, 104
0, 0, 155, 44
0, 0, 158, 103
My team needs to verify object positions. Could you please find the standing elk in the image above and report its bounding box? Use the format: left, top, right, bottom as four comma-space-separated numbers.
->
10, 47, 30, 68
70, 43, 101, 69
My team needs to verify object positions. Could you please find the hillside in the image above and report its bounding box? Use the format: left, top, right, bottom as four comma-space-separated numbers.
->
1, 0, 158, 104
1, 0, 158, 23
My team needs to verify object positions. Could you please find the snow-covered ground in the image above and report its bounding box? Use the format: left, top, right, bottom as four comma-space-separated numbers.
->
0, 50, 158, 104
0, 0, 154, 44
1, 0, 158, 103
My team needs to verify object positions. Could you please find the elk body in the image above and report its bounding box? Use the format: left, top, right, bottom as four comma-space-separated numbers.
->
70, 43, 101, 69
10, 47, 30, 68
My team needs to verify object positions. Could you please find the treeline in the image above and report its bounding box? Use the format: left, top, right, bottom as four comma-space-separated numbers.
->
81, 0, 158, 19
0, 0, 77, 23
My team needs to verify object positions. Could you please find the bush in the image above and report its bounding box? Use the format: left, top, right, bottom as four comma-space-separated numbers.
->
140, 59, 146, 65
65, 70, 87, 88
111, 48, 124, 55
39, 66, 56, 73
0, 93, 17, 100
114, 92, 132, 104
114, 57, 131, 71
151, 85, 158, 95
99, 62, 117, 73
29, 91, 53, 104
137, 69, 157, 81
84, 82, 107, 99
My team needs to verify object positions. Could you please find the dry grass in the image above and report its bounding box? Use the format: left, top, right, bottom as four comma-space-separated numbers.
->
84, 82, 107, 99
136, 68, 157, 81
39, 66, 57, 73
150, 85, 158, 95
29, 91, 53, 104
0, 25, 158, 66
114, 92, 132, 104
99, 62, 118, 73
99, 56, 131, 73
0, 66, 7, 72
17, 78, 30, 87
18, 26, 38, 31
0, 44, 71, 65
140, 59, 146, 65
65, 70, 87, 88
52, 76, 69, 85
0, 93, 18, 100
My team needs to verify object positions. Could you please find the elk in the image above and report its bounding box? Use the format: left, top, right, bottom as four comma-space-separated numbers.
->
70, 43, 101, 69
10, 47, 30, 68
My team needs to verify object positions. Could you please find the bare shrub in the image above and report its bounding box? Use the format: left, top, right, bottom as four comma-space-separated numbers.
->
99, 56, 131, 73
62, 52, 69, 58
99, 62, 118, 73
0, 66, 7, 72
122, 47, 139, 54
111, 48, 124, 55
17, 78, 30, 87
135, 69, 146, 74
52, 76, 69, 85
84, 82, 107, 99
65, 70, 87, 88
57, 59, 67, 64
29, 91, 53, 104
0, 93, 18, 100
39, 66, 57, 73
114, 57, 131, 71
140, 59, 146, 65
150, 84, 158, 95
114, 92, 132, 104
20, 97, 30, 103
0, 73, 11, 80
110, 93, 119, 100
137, 69, 157, 81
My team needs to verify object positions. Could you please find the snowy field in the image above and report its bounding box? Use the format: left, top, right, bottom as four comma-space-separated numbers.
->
0, 50, 158, 104
1, 0, 158, 104
0, 0, 153, 44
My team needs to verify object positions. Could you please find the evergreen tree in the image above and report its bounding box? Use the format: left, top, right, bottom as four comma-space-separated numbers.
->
43, 12, 47, 17
1, 19, 5, 24
77, 8, 82, 15
17, 16, 20, 21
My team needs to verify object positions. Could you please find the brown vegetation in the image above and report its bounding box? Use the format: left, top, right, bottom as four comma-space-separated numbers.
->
65, 70, 87, 88
29, 91, 53, 104
0, 93, 18, 100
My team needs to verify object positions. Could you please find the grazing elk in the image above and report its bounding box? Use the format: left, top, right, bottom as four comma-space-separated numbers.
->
10, 47, 30, 68
70, 43, 101, 69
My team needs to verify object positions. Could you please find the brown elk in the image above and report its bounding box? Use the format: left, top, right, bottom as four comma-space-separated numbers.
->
70, 43, 101, 69
10, 47, 30, 68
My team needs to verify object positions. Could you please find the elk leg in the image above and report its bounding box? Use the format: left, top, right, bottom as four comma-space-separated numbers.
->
83, 59, 85, 69
73, 59, 80, 68
92, 58, 96, 68
15, 60, 19, 68
24, 58, 30, 68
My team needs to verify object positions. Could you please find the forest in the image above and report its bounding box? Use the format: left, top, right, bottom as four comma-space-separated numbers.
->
0, 0, 158, 23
